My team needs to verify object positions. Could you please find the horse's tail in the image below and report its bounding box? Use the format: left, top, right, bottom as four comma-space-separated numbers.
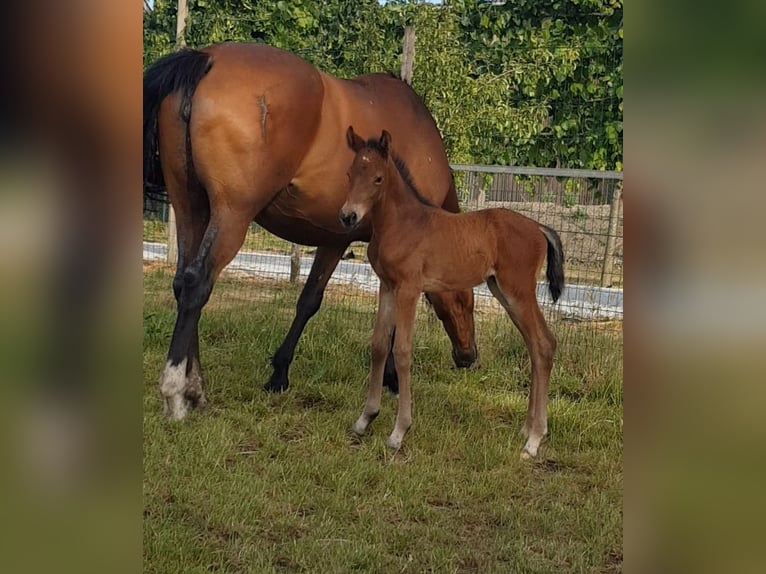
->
143, 48, 212, 204
539, 225, 565, 303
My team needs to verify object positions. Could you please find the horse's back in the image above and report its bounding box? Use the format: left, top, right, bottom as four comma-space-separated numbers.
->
318, 72, 453, 202
157, 42, 454, 241
485, 208, 549, 272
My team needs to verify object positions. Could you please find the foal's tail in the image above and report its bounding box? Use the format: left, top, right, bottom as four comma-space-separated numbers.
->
540, 225, 565, 303
143, 48, 212, 203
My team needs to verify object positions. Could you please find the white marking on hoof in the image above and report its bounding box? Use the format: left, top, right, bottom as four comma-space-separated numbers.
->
187, 359, 208, 409
386, 432, 404, 450
352, 416, 369, 436
520, 449, 533, 461
159, 359, 189, 420
160, 359, 187, 395
522, 437, 541, 459
166, 394, 189, 421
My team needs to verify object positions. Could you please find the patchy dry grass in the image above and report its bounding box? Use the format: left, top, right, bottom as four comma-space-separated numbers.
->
144, 268, 622, 573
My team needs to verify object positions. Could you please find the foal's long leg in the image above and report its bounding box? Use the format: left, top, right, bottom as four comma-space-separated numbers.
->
353, 283, 395, 436
160, 206, 255, 420
486, 276, 556, 458
265, 245, 346, 393
387, 288, 420, 450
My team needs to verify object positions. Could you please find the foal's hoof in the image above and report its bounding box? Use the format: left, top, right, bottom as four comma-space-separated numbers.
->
264, 371, 289, 393
352, 412, 377, 436
386, 435, 403, 450
520, 440, 542, 460
352, 420, 367, 437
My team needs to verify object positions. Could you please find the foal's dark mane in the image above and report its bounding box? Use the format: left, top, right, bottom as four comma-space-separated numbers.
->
363, 138, 435, 207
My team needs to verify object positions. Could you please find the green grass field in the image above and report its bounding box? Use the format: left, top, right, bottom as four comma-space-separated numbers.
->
143, 266, 623, 573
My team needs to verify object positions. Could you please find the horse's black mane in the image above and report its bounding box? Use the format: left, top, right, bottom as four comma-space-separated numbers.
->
363, 138, 435, 207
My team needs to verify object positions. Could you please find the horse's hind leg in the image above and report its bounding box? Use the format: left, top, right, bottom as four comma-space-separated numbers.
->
159, 122, 211, 414
169, 198, 210, 411
265, 245, 346, 393
160, 205, 255, 419
486, 275, 556, 458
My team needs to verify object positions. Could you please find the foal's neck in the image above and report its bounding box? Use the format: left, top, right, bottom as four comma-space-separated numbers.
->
370, 160, 430, 235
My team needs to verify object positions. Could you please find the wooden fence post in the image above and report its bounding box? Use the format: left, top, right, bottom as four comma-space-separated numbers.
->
167, 0, 189, 265
600, 183, 622, 287
166, 208, 178, 265
290, 244, 301, 283
400, 26, 416, 85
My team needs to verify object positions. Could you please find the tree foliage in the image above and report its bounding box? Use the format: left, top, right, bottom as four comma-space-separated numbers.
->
144, 0, 622, 170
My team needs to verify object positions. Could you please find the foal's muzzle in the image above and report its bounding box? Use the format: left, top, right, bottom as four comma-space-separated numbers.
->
339, 210, 358, 230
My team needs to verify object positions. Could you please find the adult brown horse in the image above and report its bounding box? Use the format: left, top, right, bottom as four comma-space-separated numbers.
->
143, 42, 477, 420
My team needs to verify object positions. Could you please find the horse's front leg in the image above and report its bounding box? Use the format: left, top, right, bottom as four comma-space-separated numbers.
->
387, 288, 419, 450
353, 283, 395, 436
265, 245, 345, 392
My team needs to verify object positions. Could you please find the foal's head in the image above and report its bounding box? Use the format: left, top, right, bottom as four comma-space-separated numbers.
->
339, 126, 392, 230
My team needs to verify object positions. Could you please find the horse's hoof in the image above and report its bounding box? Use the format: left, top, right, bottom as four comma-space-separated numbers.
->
386, 435, 403, 450
263, 373, 289, 393
520, 450, 533, 461
186, 393, 208, 411
164, 394, 190, 421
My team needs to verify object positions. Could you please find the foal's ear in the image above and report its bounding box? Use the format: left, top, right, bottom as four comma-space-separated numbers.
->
347, 126, 365, 152
379, 130, 391, 157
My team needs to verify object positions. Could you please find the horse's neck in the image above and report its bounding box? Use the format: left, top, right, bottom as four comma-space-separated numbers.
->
371, 167, 427, 236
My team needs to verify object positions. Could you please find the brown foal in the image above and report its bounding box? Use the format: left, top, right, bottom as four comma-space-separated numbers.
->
340, 127, 565, 458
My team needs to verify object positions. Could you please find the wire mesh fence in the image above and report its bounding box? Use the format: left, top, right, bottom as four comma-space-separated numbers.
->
143, 163, 622, 373
452, 164, 623, 316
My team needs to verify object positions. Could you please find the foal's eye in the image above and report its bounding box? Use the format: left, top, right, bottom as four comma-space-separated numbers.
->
374, 176, 383, 185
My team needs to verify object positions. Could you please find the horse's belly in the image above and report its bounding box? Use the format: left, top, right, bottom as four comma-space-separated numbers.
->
255, 186, 369, 246
421, 272, 485, 292
421, 254, 491, 292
